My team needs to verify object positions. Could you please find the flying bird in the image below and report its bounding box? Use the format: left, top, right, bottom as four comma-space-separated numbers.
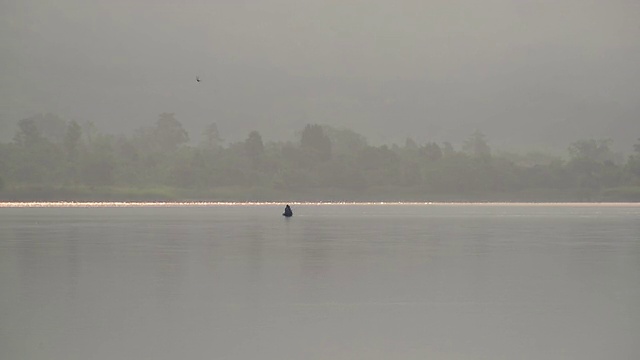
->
196, 76, 201, 83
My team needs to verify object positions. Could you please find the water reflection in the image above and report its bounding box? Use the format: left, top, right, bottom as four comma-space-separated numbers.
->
1, 204, 639, 360
151, 227, 187, 302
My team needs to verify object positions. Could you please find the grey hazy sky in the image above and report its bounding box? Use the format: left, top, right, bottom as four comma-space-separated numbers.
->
2, 0, 640, 150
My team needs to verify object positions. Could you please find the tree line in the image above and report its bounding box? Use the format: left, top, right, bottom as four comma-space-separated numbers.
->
1, 112, 640, 201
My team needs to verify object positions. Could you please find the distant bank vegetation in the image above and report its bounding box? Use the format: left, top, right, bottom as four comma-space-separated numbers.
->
1, 113, 640, 202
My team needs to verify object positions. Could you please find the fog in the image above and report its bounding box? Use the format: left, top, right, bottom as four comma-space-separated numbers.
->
2, 0, 640, 150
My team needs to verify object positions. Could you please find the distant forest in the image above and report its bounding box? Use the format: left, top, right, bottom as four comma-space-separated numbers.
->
1, 113, 640, 202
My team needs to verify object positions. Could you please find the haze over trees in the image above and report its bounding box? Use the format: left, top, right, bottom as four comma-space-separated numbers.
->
2, 1, 640, 152
1, 113, 639, 201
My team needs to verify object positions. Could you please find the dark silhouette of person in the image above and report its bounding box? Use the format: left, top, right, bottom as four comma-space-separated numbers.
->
282, 204, 293, 217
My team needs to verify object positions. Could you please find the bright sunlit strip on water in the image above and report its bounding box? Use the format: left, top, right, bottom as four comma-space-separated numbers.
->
1, 202, 640, 208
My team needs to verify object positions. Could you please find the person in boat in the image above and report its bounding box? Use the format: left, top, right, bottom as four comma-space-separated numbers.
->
282, 204, 293, 217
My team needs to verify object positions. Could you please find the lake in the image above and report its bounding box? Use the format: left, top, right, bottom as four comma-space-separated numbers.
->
1, 203, 639, 359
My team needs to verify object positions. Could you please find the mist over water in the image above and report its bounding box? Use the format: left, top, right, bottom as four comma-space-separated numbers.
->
1, 204, 639, 359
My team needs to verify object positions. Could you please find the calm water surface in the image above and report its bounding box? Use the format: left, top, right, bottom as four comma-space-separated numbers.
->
1, 203, 639, 359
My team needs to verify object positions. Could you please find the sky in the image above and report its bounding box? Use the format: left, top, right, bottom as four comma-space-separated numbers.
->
2, 0, 640, 151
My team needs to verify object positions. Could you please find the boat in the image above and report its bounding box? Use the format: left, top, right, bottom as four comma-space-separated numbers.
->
282, 204, 293, 217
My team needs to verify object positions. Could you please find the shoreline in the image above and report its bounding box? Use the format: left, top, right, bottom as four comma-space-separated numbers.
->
1, 184, 640, 204
2, 201, 640, 208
